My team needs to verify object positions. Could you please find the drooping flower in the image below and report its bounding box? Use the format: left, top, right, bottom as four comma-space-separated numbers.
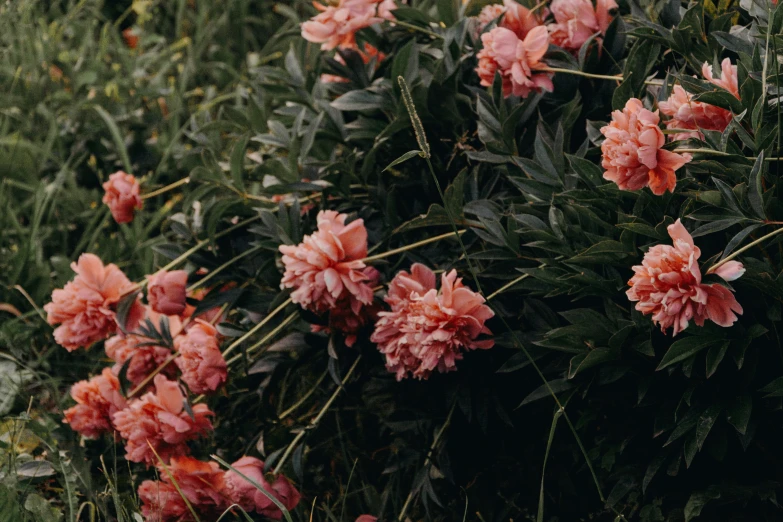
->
147, 270, 189, 316
223, 456, 302, 519
174, 320, 227, 394
476, 0, 548, 38
626, 219, 743, 335
279, 210, 375, 315
102, 171, 143, 224
475, 26, 553, 98
44, 253, 138, 351
356, 517, 378, 522
112, 375, 213, 466
63, 368, 127, 439
600, 98, 692, 195
137, 481, 188, 522
105, 334, 173, 387
547, 0, 617, 51
371, 264, 495, 380
301, 0, 396, 51
659, 58, 740, 140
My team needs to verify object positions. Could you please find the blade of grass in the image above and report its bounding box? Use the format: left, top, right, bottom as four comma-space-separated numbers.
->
211, 454, 294, 522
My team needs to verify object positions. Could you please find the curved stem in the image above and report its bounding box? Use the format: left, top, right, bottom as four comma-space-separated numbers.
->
707, 225, 783, 274
225, 311, 298, 366
187, 245, 263, 293
486, 273, 530, 301
221, 297, 293, 357
278, 369, 329, 420
141, 177, 190, 200
361, 230, 467, 263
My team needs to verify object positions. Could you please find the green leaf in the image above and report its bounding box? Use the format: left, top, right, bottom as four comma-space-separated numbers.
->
725, 394, 752, 435
705, 341, 729, 378
695, 403, 722, 450
383, 150, 423, 172
684, 488, 721, 522
24, 493, 62, 522
657, 336, 719, 370
230, 134, 249, 192
747, 152, 766, 219
711, 177, 743, 215
436, 0, 458, 25
17, 460, 57, 478
331, 90, 386, 111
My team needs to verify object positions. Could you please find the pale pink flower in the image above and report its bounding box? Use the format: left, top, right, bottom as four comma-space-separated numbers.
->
712, 260, 745, 281
627, 219, 743, 335
147, 270, 188, 316
138, 481, 188, 522
356, 517, 378, 522
600, 98, 692, 195
302, 0, 396, 51
102, 171, 142, 224
224, 456, 302, 519
174, 320, 227, 394
476, 26, 553, 98
547, 0, 618, 51
112, 375, 213, 466
477, 0, 548, 39
45, 253, 138, 351
280, 210, 375, 316
659, 58, 739, 140
63, 368, 127, 439
371, 264, 495, 380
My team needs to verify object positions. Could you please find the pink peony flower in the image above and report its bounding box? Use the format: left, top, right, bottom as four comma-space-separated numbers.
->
147, 270, 188, 316
45, 253, 138, 351
547, 0, 618, 51
371, 264, 495, 380
223, 456, 302, 520
659, 58, 739, 140
302, 0, 396, 51
63, 368, 127, 439
356, 517, 378, 522
174, 320, 227, 394
102, 171, 142, 224
112, 375, 213, 466
600, 98, 692, 195
138, 481, 188, 522
477, 0, 548, 39
280, 210, 375, 315
476, 26, 553, 98
627, 219, 743, 335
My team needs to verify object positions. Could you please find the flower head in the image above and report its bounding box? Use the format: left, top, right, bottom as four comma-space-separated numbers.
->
477, 0, 548, 39
148, 270, 189, 316
223, 456, 301, 520
112, 375, 213, 466
102, 171, 142, 224
44, 253, 138, 351
600, 98, 692, 195
63, 368, 127, 439
138, 481, 188, 522
174, 320, 227, 394
356, 517, 378, 522
371, 264, 495, 380
302, 0, 395, 51
627, 219, 743, 335
547, 0, 617, 51
476, 26, 553, 98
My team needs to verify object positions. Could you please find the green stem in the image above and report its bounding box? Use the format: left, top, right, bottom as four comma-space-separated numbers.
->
544, 67, 663, 86
221, 297, 293, 357
187, 245, 263, 293
707, 225, 783, 274
141, 176, 190, 200
389, 20, 443, 39
225, 311, 298, 366
361, 230, 467, 263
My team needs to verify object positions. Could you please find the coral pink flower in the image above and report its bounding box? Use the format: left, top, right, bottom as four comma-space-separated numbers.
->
45, 253, 138, 351
174, 320, 227, 394
105, 335, 173, 387
356, 517, 378, 522
280, 210, 375, 315
102, 171, 142, 224
122, 28, 139, 50
224, 456, 302, 519
147, 270, 188, 316
477, 0, 548, 39
476, 26, 553, 98
371, 264, 495, 380
63, 368, 127, 439
112, 375, 213, 466
659, 59, 740, 140
547, 0, 618, 51
302, 0, 395, 51
627, 219, 743, 336
138, 481, 188, 522
600, 98, 692, 195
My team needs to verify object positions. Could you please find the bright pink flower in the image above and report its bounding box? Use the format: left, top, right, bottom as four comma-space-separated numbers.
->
138, 481, 188, 522
302, 0, 395, 51
102, 171, 142, 224
600, 98, 692, 195
476, 26, 553, 98
223, 456, 302, 519
356, 517, 378, 522
63, 368, 127, 439
44, 253, 138, 351
112, 375, 213, 466
371, 264, 495, 380
148, 270, 188, 316
547, 0, 617, 51
627, 219, 743, 335
477, 0, 548, 39
280, 210, 375, 316
174, 320, 227, 394
659, 58, 739, 140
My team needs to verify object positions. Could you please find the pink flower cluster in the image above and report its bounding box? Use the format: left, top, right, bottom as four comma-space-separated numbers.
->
600, 98, 692, 195
301, 0, 396, 51
659, 58, 740, 140
63, 368, 127, 439
547, 0, 617, 51
476, 25, 553, 98
103, 171, 142, 224
477, 0, 548, 38
174, 320, 227, 394
627, 220, 744, 335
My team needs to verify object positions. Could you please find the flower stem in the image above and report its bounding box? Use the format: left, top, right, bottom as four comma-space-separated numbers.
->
187, 245, 263, 293
361, 230, 467, 263
224, 311, 298, 366
544, 67, 663, 86
707, 225, 783, 274
141, 177, 190, 200
389, 20, 443, 39
272, 355, 362, 475
221, 297, 293, 357
128, 352, 179, 398
486, 273, 531, 301
278, 369, 329, 420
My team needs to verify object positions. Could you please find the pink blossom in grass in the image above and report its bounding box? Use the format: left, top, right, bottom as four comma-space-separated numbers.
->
45, 253, 138, 351
547, 0, 618, 51
477, 0, 549, 39
600, 98, 692, 195
371, 264, 495, 380
302, 0, 396, 51
63, 368, 127, 439
174, 320, 227, 394
102, 171, 142, 224
147, 270, 188, 316
138, 481, 188, 522
626, 219, 744, 336
356, 517, 378, 522
476, 26, 553, 99
112, 375, 213, 466
223, 456, 301, 520
279, 210, 375, 315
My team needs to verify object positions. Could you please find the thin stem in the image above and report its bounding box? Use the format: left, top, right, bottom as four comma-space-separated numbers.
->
361, 230, 467, 263
187, 245, 263, 293
707, 225, 783, 274
141, 177, 190, 200
486, 273, 531, 301
13, 285, 46, 323
221, 297, 293, 357
389, 19, 443, 39
272, 355, 362, 474
673, 148, 730, 156
544, 67, 663, 86
225, 312, 298, 366
128, 353, 179, 398
278, 369, 329, 419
